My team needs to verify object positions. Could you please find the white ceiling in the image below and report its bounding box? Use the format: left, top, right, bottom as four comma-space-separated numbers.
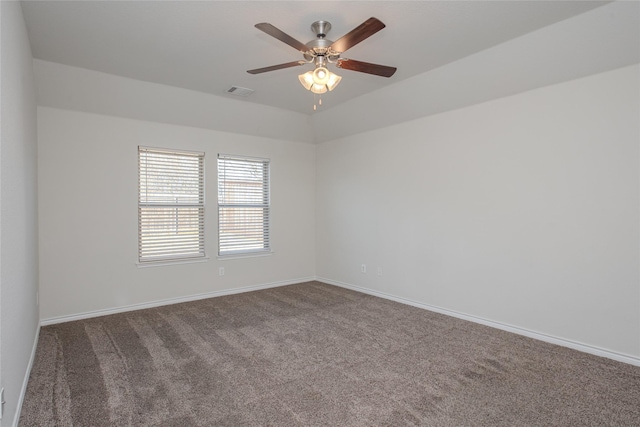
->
21, 0, 617, 115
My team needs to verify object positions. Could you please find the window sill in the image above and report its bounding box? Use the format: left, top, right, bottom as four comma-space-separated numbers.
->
137, 256, 210, 268
217, 251, 273, 261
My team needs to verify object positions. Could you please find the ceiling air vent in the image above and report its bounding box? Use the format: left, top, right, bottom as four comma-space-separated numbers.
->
225, 86, 254, 97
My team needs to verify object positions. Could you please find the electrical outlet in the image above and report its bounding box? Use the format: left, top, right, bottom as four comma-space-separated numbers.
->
361, 264, 366, 273
219, 267, 225, 276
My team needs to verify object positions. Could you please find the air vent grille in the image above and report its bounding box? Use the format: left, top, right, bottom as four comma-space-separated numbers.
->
226, 86, 254, 97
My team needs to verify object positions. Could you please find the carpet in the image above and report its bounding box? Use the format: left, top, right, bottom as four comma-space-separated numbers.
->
19, 281, 640, 426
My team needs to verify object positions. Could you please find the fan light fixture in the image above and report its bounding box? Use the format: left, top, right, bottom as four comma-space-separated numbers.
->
298, 66, 341, 94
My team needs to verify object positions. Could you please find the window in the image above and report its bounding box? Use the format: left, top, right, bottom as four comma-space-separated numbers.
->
138, 147, 205, 263
217, 154, 270, 256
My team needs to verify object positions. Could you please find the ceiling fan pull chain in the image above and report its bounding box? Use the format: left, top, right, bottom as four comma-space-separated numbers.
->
313, 93, 323, 111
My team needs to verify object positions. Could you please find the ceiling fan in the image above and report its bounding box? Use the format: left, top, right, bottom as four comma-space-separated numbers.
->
247, 17, 396, 96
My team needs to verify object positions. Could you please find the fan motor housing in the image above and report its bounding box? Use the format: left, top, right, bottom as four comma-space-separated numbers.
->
304, 21, 337, 60
304, 39, 334, 58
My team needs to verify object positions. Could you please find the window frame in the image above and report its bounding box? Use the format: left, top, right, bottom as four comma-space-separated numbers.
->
217, 154, 271, 257
138, 146, 206, 265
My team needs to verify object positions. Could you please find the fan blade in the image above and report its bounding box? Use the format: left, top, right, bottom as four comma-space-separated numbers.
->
336, 58, 396, 77
329, 17, 386, 54
255, 23, 309, 53
247, 61, 306, 74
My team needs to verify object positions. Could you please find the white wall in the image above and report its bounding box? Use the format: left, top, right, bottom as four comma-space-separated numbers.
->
316, 64, 640, 361
34, 59, 315, 144
38, 107, 315, 321
0, 2, 40, 426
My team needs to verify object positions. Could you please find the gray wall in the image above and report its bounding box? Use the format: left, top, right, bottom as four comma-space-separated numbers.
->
0, 2, 40, 425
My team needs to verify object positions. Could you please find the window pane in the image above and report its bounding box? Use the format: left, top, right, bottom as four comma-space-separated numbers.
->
218, 155, 270, 255
139, 147, 205, 262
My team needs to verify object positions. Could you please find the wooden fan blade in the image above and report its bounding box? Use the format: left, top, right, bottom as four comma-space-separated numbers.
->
247, 61, 306, 74
336, 58, 397, 77
255, 23, 309, 53
329, 17, 386, 54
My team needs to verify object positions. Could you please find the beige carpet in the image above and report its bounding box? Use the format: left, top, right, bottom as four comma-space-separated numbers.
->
19, 281, 640, 426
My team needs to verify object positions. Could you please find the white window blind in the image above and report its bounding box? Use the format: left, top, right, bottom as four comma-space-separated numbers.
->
138, 147, 205, 263
218, 154, 270, 256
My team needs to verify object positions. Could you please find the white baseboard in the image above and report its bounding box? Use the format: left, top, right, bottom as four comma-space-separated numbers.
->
318, 277, 640, 367
12, 324, 41, 427
40, 277, 315, 326
39, 275, 640, 367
